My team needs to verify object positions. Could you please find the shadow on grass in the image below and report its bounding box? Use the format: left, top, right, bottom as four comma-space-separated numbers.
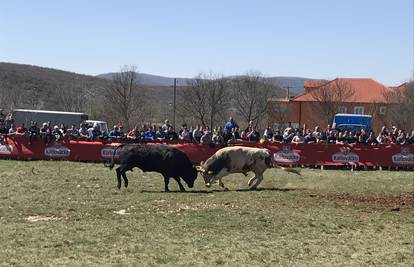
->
139, 187, 306, 194
235, 187, 306, 192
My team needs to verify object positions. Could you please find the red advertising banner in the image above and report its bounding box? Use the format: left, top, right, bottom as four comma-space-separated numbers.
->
1, 137, 413, 168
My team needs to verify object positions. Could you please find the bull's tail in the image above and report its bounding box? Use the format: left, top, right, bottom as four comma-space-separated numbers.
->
275, 165, 301, 175
104, 144, 126, 170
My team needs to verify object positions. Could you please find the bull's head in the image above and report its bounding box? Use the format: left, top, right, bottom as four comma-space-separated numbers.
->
181, 166, 198, 188
196, 162, 214, 187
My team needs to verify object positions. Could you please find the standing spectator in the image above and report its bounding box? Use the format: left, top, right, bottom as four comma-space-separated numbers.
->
8, 124, 16, 135
0, 121, 8, 143
326, 130, 337, 144
162, 120, 171, 132
346, 131, 357, 144
192, 125, 203, 143
118, 125, 126, 139
316, 131, 327, 144
108, 125, 123, 141
127, 126, 141, 141
380, 126, 389, 136
283, 128, 295, 143
16, 123, 27, 135
246, 126, 260, 142
407, 130, 414, 144
4, 112, 14, 132
376, 132, 388, 144
283, 122, 293, 137
365, 132, 378, 145
68, 124, 79, 140
224, 117, 238, 133
263, 126, 274, 141
40, 122, 53, 144
312, 126, 322, 138
179, 125, 192, 142
303, 129, 316, 144
89, 124, 103, 140
52, 125, 63, 142
243, 121, 254, 139
59, 123, 71, 141
396, 130, 407, 144
78, 123, 90, 140
156, 126, 166, 140
232, 126, 242, 140
291, 130, 304, 144
144, 126, 157, 141
166, 126, 178, 141
200, 129, 212, 144
212, 127, 224, 144
336, 132, 347, 145
385, 132, 396, 144
273, 130, 284, 143
28, 121, 39, 145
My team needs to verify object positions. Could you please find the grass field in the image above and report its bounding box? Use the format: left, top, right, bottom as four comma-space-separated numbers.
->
0, 160, 413, 266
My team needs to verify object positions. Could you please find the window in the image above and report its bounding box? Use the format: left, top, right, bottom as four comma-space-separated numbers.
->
354, 106, 364, 114
338, 106, 347, 113
379, 106, 386, 115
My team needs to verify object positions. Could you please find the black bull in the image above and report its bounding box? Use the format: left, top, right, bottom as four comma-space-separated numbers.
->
105, 144, 198, 192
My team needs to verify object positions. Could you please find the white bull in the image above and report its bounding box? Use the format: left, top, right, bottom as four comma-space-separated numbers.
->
197, 146, 300, 190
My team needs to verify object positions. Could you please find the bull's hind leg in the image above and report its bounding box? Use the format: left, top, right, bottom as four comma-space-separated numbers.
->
250, 173, 264, 190
248, 176, 257, 187
116, 164, 130, 189
163, 175, 171, 192
121, 172, 129, 188
173, 177, 186, 192
115, 167, 122, 189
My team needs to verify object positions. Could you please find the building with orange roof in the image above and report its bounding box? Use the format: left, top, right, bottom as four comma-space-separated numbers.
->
268, 78, 405, 132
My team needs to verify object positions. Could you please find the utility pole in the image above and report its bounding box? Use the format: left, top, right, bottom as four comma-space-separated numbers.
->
173, 78, 177, 130
284, 86, 294, 100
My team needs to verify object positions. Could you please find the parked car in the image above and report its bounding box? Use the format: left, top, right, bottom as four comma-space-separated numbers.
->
332, 113, 372, 132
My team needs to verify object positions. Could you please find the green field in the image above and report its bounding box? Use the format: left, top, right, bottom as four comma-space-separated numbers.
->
0, 160, 413, 266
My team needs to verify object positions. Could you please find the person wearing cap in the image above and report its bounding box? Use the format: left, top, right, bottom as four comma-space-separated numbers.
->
52, 125, 63, 142
89, 124, 103, 141
40, 122, 52, 144
28, 121, 39, 145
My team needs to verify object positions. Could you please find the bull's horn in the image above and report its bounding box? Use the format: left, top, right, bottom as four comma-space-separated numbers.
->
196, 166, 205, 172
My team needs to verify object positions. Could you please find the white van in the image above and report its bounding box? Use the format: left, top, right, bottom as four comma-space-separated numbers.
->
84, 120, 109, 135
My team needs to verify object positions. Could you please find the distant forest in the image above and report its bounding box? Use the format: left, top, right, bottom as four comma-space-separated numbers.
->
0, 63, 286, 130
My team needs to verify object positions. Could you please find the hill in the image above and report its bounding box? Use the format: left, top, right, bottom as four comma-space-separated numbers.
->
98, 72, 310, 95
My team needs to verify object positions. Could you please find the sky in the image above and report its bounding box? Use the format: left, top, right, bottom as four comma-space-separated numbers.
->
1, 0, 413, 85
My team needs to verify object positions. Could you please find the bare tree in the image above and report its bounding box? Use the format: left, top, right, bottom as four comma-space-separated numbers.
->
54, 84, 87, 112
309, 79, 356, 125
383, 81, 414, 130
268, 101, 291, 128
231, 72, 279, 127
0, 81, 23, 111
178, 73, 230, 129
102, 65, 147, 129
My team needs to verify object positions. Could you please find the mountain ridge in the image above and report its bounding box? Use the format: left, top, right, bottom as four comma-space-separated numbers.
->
97, 73, 312, 95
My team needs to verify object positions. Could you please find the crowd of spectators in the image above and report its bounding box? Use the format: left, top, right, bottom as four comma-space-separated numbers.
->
0, 112, 413, 146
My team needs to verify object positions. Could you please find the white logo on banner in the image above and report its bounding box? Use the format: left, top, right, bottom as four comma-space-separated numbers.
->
44, 145, 71, 157
101, 147, 121, 159
332, 147, 359, 163
0, 144, 13, 155
273, 146, 300, 163
392, 147, 414, 165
